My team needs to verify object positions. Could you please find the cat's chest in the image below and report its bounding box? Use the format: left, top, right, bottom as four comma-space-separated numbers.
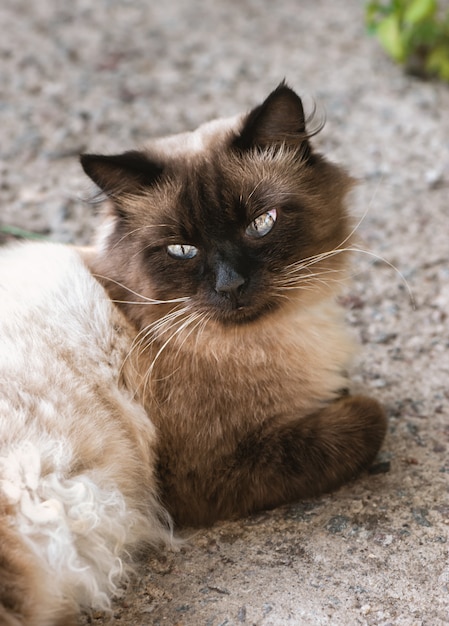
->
142, 301, 355, 440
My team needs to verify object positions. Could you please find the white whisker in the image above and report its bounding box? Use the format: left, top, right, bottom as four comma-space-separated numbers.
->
345, 245, 415, 307
245, 178, 265, 206
170, 312, 210, 369
146, 311, 204, 377
277, 244, 414, 306
120, 305, 191, 383
93, 273, 189, 305
110, 224, 168, 250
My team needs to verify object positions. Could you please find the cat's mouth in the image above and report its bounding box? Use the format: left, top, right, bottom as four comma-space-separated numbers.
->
209, 297, 279, 326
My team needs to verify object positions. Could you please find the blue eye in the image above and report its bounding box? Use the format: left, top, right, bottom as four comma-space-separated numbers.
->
167, 244, 198, 259
246, 209, 277, 238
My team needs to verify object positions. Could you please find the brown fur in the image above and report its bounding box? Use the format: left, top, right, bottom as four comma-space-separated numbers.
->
81, 83, 386, 526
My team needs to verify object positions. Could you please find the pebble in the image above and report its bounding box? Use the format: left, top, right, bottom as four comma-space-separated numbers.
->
425, 168, 444, 189
325, 515, 349, 534
412, 508, 432, 528
368, 460, 391, 475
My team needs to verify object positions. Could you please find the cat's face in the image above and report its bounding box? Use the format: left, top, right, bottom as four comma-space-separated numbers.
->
81, 84, 352, 327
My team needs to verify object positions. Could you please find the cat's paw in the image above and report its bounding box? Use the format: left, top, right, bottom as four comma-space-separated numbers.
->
304, 393, 387, 490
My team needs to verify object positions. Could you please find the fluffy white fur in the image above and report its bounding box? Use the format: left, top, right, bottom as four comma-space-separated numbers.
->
0, 243, 172, 625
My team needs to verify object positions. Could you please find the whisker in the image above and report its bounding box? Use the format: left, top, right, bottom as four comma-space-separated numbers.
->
271, 289, 294, 302
146, 311, 204, 377
245, 178, 265, 206
129, 309, 196, 400
170, 312, 210, 370
110, 224, 170, 250
93, 273, 190, 305
111, 299, 189, 306
273, 282, 317, 293
120, 305, 190, 384
279, 245, 414, 306
279, 266, 346, 283
194, 313, 212, 352
285, 248, 347, 271
131, 307, 190, 355
275, 280, 341, 292
345, 245, 415, 307
334, 175, 384, 252
137, 313, 194, 400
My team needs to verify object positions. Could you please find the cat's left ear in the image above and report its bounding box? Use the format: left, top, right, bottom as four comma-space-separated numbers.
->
233, 82, 313, 158
80, 150, 163, 198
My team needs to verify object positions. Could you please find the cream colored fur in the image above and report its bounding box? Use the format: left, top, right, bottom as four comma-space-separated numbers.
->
0, 243, 172, 624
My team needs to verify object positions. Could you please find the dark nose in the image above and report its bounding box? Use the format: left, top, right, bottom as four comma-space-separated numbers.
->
215, 261, 245, 296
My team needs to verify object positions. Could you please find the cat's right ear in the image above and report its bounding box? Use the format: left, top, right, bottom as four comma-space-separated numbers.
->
80, 151, 163, 198
232, 83, 315, 159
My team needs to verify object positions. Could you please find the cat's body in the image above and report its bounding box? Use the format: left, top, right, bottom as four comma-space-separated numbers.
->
0, 243, 171, 625
81, 83, 387, 526
131, 299, 367, 526
0, 84, 387, 624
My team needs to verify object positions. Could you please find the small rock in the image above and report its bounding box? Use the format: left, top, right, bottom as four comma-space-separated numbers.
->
368, 460, 391, 475
237, 606, 247, 622
373, 332, 397, 345
425, 169, 444, 189
371, 378, 387, 388
412, 508, 432, 527
206, 585, 230, 595
262, 603, 273, 616
325, 515, 349, 534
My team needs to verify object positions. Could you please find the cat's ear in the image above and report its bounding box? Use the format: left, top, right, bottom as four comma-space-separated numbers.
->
80, 150, 163, 197
233, 82, 312, 156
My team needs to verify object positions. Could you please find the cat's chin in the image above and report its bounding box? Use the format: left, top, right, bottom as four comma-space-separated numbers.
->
211, 302, 278, 326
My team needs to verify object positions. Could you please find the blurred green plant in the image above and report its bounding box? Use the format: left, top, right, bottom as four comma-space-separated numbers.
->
366, 0, 449, 81
0, 224, 48, 241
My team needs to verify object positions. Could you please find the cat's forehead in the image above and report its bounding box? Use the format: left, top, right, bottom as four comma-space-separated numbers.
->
128, 112, 326, 232
146, 115, 307, 201
132, 128, 313, 233
148, 114, 244, 160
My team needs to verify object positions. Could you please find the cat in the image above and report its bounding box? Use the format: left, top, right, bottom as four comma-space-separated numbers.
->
80, 82, 387, 528
0, 242, 173, 625
0, 83, 387, 624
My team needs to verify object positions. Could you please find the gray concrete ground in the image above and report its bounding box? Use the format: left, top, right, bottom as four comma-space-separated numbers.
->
1, 0, 448, 624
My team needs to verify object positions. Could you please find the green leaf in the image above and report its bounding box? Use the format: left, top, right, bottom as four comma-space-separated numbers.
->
376, 13, 407, 62
404, 0, 437, 25
366, 1, 398, 30
0, 225, 48, 240
365, 1, 379, 17
426, 44, 449, 80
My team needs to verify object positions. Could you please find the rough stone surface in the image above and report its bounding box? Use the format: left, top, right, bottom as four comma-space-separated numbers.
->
1, 1, 448, 624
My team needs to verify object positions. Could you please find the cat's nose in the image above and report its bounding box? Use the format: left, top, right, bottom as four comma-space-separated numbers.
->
214, 262, 245, 295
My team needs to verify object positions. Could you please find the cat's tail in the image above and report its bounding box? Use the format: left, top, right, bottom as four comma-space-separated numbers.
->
0, 440, 174, 626
0, 510, 78, 626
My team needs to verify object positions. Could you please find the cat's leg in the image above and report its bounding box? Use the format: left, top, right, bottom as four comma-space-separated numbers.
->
205, 395, 386, 524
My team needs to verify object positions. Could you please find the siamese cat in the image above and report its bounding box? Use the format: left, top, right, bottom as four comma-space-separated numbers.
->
81, 82, 386, 527
0, 83, 386, 624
